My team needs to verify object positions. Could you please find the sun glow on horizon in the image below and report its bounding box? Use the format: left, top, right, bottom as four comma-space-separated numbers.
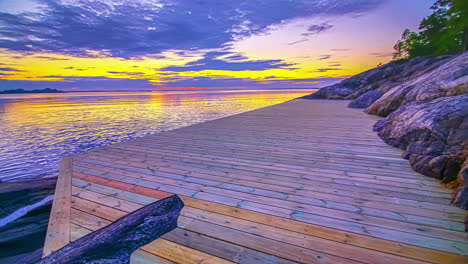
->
0, 0, 434, 91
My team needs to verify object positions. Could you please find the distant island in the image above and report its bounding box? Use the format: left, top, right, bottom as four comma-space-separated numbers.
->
0, 88, 65, 94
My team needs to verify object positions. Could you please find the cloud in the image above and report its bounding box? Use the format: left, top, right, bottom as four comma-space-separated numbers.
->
223, 54, 249, 61
0, 76, 154, 91
315, 67, 341, 72
288, 39, 308, 46
107, 71, 146, 76
0, 74, 343, 91
0, 0, 384, 58
162, 51, 296, 72
302, 23, 334, 36
0, 67, 23, 71
318, 55, 332, 60
155, 76, 341, 89
33, 56, 70, 60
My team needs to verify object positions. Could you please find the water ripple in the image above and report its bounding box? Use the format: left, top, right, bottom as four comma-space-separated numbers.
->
0, 90, 313, 181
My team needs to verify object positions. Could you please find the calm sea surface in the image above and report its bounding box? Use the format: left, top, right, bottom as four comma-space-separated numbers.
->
0, 90, 314, 181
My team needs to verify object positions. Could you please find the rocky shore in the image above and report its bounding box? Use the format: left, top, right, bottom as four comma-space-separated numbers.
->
304, 52, 468, 210
0, 178, 56, 264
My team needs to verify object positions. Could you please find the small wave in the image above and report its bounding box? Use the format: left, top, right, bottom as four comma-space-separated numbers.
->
0, 195, 54, 227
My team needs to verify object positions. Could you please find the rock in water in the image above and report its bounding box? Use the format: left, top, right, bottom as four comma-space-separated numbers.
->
374, 95, 468, 186
367, 52, 468, 116
348, 90, 384, 108
0, 178, 56, 264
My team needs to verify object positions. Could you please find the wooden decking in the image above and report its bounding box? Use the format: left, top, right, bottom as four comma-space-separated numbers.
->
43, 99, 468, 264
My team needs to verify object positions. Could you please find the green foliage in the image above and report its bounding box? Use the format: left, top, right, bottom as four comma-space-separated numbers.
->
393, 0, 468, 60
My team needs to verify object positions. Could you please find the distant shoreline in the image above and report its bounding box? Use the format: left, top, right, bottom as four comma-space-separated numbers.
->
0, 88, 318, 94
0, 88, 65, 94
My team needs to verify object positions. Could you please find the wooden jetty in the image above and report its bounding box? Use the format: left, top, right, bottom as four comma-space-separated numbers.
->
43, 99, 468, 264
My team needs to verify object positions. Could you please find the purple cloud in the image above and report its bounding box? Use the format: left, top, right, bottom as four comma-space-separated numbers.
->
0, 0, 384, 58
302, 23, 334, 36
162, 52, 296, 72
0, 67, 23, 71
0, 75, 342, 91
155, 76, 341, 89
288, 39, 308, 45
315, 67, 341, 72
318, 55, 332, 60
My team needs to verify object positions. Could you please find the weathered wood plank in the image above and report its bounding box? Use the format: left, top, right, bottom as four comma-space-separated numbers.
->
40, 195, 183, 264
70, 173, 468, 264
73, 152, 459, 214
42, 156, 72, 257
69, 222, 231, 264
71, 163, 464, 228
71, 176, 467, 243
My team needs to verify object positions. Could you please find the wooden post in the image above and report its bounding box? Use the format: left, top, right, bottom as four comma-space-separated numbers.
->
39, 195, 184, 264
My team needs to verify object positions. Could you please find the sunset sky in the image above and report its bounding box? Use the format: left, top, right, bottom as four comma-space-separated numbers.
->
0, 0, 433, 91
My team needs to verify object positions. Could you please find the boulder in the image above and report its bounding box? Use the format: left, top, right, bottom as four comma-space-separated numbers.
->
373, 95, 468, 185
452, 161, 468, 210
348, 90, 384, 108
367, 52, 468, 116
0, 178, 56, 264
303, 55, 453, 100
0, 178, 56, 219
0, 201, 52, 264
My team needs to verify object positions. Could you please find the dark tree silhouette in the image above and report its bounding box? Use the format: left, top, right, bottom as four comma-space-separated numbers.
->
393, 0, 468, 60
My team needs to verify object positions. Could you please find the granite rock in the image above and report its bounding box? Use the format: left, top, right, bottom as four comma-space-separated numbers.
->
367, 52, 468, 116
303, 55, 453, 100
348, 90, 384, 108
373, 95, 468, 186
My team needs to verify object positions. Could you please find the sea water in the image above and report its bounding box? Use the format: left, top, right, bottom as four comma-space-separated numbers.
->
0, 90, 314, 181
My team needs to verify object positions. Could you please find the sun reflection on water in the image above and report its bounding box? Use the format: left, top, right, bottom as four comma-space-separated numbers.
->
0, 90, 315, 181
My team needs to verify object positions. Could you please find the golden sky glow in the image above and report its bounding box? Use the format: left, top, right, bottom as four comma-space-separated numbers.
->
0, 0, 434, 91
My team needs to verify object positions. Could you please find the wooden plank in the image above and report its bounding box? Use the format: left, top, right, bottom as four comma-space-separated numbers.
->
74, 152, 460, 214
72, 163, 465, 231
82, 150, 452, 206
70, 179, 468, 255
70, 173, 468, 264
73, 194, 419, 264
92, 145, 451, 196
72, 174, 466, 243
141, 239, 235, 264
70, 222, 175, 264
72, 196, 296, 264
130, 250, 175, 264
73, 166, 462, 235
42, 156, 72, 257
70, 213, 235, 264
70, 197, 360, 264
